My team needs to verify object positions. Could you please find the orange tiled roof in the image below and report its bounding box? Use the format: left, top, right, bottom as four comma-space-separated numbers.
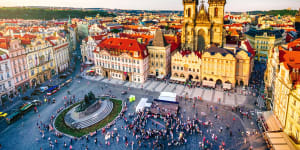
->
287, 38, 300, 51
96, 38, 148, 59
0, 37, 10, 49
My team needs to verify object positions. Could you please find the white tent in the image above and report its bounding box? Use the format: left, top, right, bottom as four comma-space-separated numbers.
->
158, 92, 177, 102
136, 98, 151, 112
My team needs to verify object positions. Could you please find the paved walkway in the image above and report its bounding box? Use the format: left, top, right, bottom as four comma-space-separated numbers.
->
82, 74, 257, 107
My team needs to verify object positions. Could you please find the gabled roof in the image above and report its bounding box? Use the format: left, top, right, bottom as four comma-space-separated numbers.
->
152, 30, 167, 47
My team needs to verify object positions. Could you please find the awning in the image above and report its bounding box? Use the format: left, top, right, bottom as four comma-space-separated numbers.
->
265, 132, 298, 150
85, 61, 93, 65
261, 111, 283, 132
86, 70, 95, 73
223, 83, 232, 90
157, 75, 164, 79
170, 77, 186, 82
202, 80, 216, 88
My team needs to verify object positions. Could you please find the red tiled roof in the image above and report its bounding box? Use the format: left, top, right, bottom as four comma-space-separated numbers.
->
0, 54, 9, 61
244, 40, 255, 57
279, 49, 300, 86
21, 39, 31, 45
96, 38, 148, 59
0, 38, 10, 49
287, 38, 300, 51
92, 35, 106, 41
23, 34, 36, 39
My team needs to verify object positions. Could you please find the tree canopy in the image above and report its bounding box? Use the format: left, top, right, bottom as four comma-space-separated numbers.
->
0, 7, 115, 20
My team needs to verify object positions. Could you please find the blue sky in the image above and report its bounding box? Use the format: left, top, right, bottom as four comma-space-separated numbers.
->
0, 0, 299, 12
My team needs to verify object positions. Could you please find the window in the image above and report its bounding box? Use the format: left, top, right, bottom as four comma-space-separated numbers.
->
31, 70, 34, 76
181, 67, 183, 70
137, 60, 139, 64
7, 73, 10, 78
137, 69, 140, 73
173, 66, 175, 70
187, 8, 191, 17
161, 63, 163, 67
8, 81, 11, 87
214, 7, 218, 17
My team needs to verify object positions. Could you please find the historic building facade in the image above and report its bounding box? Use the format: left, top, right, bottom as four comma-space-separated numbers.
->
47, 36, 70, 73
201, 47, 253, 88
273, 50, 300, 144
147, 30, 171, 78
181, 0, 226, 51
245, 28, 285, 61
7, 39, 29, 92
24, 38, 55, 87
94, 38, 149, 83
0, 53, 15, 105
171, 50, 201, 82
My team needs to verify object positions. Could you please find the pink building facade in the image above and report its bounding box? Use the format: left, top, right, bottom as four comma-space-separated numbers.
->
8, 39, 29, 92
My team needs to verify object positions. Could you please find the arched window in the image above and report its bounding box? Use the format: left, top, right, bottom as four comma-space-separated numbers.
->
187, 8, 191, 17
214, 7, 218, 17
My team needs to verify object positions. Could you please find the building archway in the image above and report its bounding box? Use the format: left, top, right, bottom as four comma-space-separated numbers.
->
180, 74, 185, 78
203, 77, 207, 80
240, 80, 244, 86
197, 29, 206, 51
195, 75, 199, 80
126, 75, 129, 81
174, 73, 178, 77
44, 74, 48, 81
105, 71, 108, 77
188, 75, 193, 81
209, 78, 214, 81
31, 78, 37, 87
216, 79, 222, 85
225, 80, 231, 84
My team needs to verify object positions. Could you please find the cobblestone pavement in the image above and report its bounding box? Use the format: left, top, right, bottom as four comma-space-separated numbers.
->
82, 72, 257, 108
0, 59, 267, 150
0, 73, 267, 150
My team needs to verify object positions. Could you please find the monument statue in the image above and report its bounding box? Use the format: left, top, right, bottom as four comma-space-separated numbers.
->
76, 91, 96, 112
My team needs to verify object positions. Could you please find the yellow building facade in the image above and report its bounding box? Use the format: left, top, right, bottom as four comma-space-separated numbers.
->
202, 47, 236, 87
170, 50, 201, 82
202, 47, 253, 88
25, 38, 55, 87
273, 50, 300, 146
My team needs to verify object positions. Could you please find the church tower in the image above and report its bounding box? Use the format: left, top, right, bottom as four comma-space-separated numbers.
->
182, 0, 198, 50
208, 0, 226, 47
295, 9, 300, 37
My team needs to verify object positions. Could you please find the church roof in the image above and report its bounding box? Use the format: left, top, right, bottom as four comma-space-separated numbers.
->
152, 30, 167, 47
204, 47, 234, 56
196, 1, 210, 23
